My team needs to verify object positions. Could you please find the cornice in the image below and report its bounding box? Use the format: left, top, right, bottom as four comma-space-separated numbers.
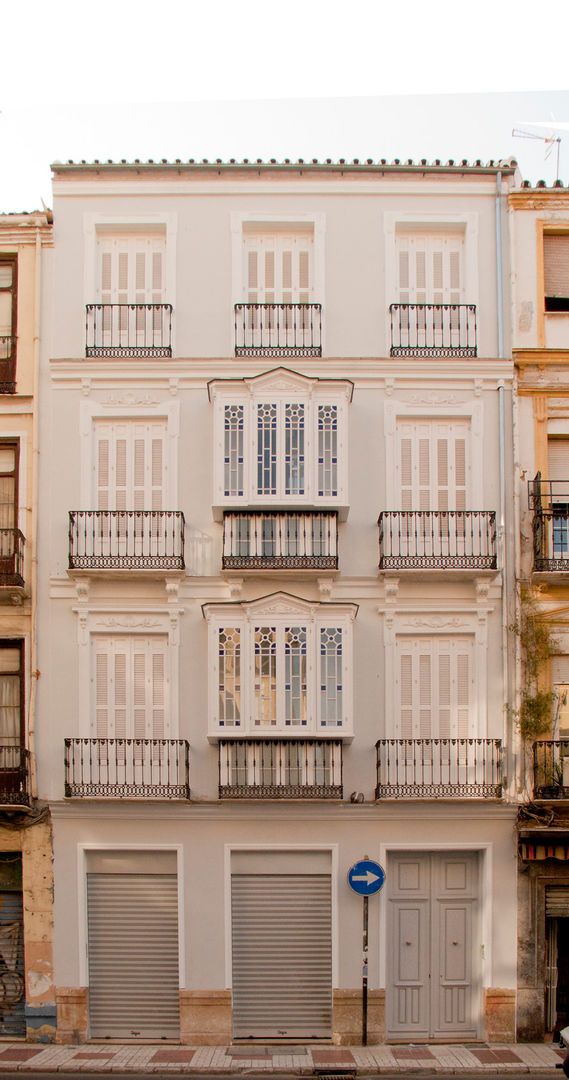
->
509, 191, 569, 211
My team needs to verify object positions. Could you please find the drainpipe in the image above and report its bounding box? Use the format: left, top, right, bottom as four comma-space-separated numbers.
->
28, 224, 42, 799
498, 381, 509, 788
496, 170, 504, 359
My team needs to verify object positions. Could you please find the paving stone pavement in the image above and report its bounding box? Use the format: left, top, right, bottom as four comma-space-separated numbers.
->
0, 1042, 564, 1074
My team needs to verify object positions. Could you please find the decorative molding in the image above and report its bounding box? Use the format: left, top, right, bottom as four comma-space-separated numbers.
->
318, 578, 333, 601
95, 615, 163, 629
81, 379, 91, 397
101, 392, 162, 407
384, 578, 400, 603
405, 616, 468, 628
407, 392, 460, 405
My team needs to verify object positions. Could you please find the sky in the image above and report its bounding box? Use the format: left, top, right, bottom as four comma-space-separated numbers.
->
1, 0, 569, 211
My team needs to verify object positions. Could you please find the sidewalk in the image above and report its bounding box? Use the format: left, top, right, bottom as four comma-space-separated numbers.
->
0, 1042, 564, 1074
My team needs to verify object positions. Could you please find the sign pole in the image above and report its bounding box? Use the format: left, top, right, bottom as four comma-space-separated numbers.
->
347, 856, 386, 1052
362, 893, 368, 1046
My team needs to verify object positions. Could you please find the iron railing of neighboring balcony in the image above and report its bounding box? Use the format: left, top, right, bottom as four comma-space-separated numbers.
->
64, 738, 190, 799
68, 511, 185, 570
223, 511, 338, 570
0, 530, 25, 587
0, 336, 15, 393
389, 303, 477, 357
528, 475, 569, 571
533, 740, 569, 798
0, 746, 31, 807
219, 738, 343, 799
378, 510, 497, 570
375, 738, 503, 799
234, 303, 322, 356
85, 304, 173, 357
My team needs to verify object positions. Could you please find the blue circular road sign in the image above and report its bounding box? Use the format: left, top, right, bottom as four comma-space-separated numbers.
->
348, 859, 386, 896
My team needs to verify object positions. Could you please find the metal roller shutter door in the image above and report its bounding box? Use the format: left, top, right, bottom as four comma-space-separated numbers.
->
0, 890, 25, 1037
87, 873, 179, 1039
231, 873, 332, 1039
546, 887, 569, 917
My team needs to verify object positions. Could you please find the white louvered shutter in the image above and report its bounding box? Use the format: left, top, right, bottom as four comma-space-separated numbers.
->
92, 636, 168, 739
397, 421, 469, 512
97, 236, 165, 304
94, 422, 166, 511
396, 637, 474, 739
396, 233, 464, 304
243, 232, 314, 302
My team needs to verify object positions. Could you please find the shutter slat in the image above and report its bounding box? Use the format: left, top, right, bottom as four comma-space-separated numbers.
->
231, 875, 331, 1038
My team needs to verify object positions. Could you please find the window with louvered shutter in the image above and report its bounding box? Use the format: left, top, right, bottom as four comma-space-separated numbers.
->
396, 420, 470, 511
94, 422, 166, 510
395, 636, 474, 738
544, 233, 569, 311
396, 233, 464, 304
243, 232, 314, 302
97, 236, 165, 304
92, 636, 168, 739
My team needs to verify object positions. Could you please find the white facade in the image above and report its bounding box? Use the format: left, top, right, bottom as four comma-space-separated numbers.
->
38, 159, 519, 1045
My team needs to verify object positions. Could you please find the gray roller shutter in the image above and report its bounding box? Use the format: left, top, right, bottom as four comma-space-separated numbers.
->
546, 887, 569, 917
87, 873, 179, 1039
231, 873, 332, 1039
548, 439, 569, 483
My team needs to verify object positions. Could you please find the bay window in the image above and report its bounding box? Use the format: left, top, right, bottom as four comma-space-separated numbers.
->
204, 593, 356, 737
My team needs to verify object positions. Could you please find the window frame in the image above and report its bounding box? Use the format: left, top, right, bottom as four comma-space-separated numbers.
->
0, 255, 17, 392
0, 639, 25, 749
203, 593, 357, 739
209, 369, 352, 517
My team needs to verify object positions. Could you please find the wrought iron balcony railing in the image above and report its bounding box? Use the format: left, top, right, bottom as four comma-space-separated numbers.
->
378, 510, 497, 570
528, 476, 569, 571
219, 738, 343, 799
533, 741, 569, 798
0, 529, 25, 587
0, 746, 31, 807
64, 738, 190, 799
0, 336, 15, 393
390, 303, 477, 357
68, 511, 185, 570
223, 511, 338, 570
375, 739, 503, 799
85, 304, 173, 357
234, 303, 322, 357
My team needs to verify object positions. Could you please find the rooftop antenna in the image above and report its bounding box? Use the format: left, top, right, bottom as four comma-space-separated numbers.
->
512, 119, 568, 183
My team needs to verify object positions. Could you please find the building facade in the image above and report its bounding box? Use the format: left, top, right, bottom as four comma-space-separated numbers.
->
39, 159, 519, 1045
0, 211, 54, 1041
511, 182, 569, 1041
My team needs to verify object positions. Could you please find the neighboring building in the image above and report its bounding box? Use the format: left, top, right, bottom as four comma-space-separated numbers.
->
511, 180, 569, 1041
0, 211, 55, 1041
39, 158, 519, 1045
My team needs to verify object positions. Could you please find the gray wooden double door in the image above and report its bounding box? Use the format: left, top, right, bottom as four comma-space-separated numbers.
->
386, 852, 480, 1042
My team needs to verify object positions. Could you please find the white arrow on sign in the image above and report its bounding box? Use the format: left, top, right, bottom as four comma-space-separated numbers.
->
352, 870, 380, 885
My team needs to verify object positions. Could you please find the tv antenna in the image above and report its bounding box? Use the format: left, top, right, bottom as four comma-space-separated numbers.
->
512, 120, 568, 183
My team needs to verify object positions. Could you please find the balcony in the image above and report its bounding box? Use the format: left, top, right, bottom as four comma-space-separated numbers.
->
378, 510, 497, 570
0, 530, 25, 590
234, 303, 322, 357
85, 304, 173, 357
0, 336, 15, 393
218, 738, 343, 799
389, 303, 477, 357
222, 511, 338, 570
532, 741, 569, 798
529, 476, 569, 572
375, 739, 503, 799
0, 746, 31, 807
64, 738, 190, 799
68, 511, 185, 571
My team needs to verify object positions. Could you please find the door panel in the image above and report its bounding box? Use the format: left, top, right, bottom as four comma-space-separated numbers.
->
387, 852, 479, 1041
